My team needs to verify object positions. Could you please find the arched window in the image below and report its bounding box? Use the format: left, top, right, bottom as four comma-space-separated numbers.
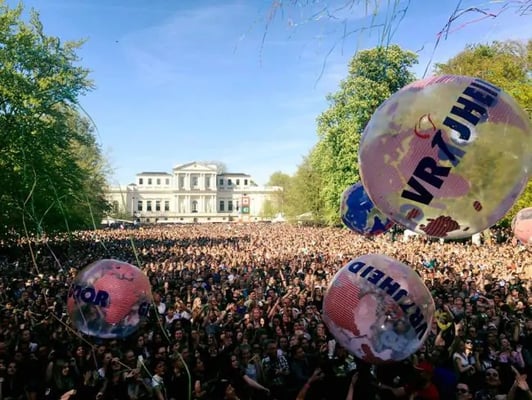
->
192, 200, 198, 213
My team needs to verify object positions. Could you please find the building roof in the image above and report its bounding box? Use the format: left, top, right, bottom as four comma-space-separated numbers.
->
219, 173, 251, 177
173, 162, 218, 171
137, 172, 172, 176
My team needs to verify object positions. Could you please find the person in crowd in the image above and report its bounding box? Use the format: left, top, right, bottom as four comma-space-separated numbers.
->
456, 382, 474, 400
0, 223, 528, 399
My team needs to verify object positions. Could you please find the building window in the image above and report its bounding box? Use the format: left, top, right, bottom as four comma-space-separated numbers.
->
206, 176, 211, 188
155, 200, 161, 211
244, 179, 248, 185
156, 178, 161, 185
137, 201, 143, 211
148, 178, 152, 185
219, 200, 225, 212
165, 178, 170, 185
236, 179, 240, 185
219, 178, 224, 186
139, 178, 143, 185
146, 201, 152, 211
179, 176, 185, 188
228, 179, 232, 186
164, 200, 170, 211
112, 201, 119, 214
192, 200, 198, 213
192, 176, 198, 187
228, 200, 233, 212
236, 200, 239, 211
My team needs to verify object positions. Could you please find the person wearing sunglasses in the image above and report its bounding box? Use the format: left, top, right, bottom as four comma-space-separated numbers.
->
456, 383, 472, 400
453, 338, 478, 386
474, 368, 505, 400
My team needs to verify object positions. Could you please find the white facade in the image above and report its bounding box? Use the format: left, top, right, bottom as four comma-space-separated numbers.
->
106, 162, 281, 224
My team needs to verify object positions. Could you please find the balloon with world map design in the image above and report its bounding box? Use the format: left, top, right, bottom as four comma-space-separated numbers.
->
359, 75, 531, 239
322, 254, 435, 364
67, 259, 153, 338
340, 182, 394, 236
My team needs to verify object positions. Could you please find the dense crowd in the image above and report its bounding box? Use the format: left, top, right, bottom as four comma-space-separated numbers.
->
0, 223, 530, 400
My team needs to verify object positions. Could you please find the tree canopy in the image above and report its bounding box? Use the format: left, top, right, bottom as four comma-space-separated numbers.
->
435, 40, 531, 117
0, 2, 109, 237
310, 45, 418, 223
264, 171, 290, 214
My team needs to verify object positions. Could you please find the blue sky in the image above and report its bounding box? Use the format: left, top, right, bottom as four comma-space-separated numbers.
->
9, 0, 532, 185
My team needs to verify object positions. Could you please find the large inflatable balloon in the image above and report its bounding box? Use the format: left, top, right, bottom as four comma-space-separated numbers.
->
67, 259, 153, 338
359, 75, 531, 239
323, 254, 435, 364
512, 207, 532, 245
340, 183, 394, 236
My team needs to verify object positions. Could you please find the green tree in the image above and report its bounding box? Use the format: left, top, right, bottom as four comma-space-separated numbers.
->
434, 39, 532, 224
0, 2, 108, 236
260, 199, 277, 219
311, 45, 418, 223
67, 110, 111, 226
266, 171, 291, 215
286, 151, 324, 221
435, 40, 531, 117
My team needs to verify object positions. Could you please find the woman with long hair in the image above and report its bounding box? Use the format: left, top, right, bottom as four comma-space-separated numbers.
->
225, 352, 270, 400
1, 360, 26, 400
44, 358, 77, 400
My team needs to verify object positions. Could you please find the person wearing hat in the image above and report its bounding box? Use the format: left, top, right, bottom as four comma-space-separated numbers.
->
378, 361, 440, 399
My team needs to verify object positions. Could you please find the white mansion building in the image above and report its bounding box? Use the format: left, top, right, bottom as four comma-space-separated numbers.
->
106, 162, 281, 224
